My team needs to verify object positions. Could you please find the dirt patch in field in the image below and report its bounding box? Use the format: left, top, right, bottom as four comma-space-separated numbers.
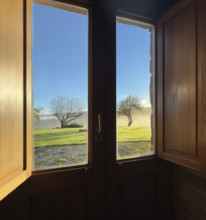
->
34, 145, 88, 170
34, 141, 153, 170
117, 141, 153, 159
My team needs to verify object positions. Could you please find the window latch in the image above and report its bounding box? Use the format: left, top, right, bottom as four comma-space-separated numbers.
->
95, 114, 103, 142
98, 113, 102, 134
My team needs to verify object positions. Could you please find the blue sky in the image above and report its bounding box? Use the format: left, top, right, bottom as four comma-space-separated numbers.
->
32, 4, 152, 113
116, 22, 151, 104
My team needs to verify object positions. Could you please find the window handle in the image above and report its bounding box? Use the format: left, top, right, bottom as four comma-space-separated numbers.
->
98, 113, 102, 134
95, 114, 103, 142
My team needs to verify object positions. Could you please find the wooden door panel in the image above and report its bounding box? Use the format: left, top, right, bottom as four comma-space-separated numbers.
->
31, 187, 88, 220
29, 1, 105, 219
0, 0, 177, 219
114, 158, 174, 220
118, 175, 156, 220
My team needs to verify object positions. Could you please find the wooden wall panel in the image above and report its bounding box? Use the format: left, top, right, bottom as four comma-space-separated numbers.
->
0, 199, 9, 220
174, 167, 206, 220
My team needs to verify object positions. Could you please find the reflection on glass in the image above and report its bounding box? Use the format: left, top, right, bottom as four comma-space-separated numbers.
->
116, 17, 155, 160
32, 2, 88, 170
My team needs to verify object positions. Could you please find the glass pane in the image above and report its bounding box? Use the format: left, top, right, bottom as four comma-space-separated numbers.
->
32, 1, 89, 170
116, 17, 155, 160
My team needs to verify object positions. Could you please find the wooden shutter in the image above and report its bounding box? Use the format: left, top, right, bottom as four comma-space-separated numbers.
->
0, 0, 32, 200
157, 0, 204, 171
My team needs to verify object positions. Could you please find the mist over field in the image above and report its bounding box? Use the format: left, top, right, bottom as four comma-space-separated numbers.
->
34, 108, 152, 129
34, 112, 88, 129
117, 108, 152, 127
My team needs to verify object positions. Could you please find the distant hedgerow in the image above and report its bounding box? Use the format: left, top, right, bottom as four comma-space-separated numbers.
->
64, 123, 83, 128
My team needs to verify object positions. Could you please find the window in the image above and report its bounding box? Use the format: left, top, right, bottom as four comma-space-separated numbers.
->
32, 1, 89, 170
116, 16, 155, 160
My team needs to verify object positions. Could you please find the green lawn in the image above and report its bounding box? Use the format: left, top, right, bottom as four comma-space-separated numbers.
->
117, 126, 151, 142
34, 126, 151, 147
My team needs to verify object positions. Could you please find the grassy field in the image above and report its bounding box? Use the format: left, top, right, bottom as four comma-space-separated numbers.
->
34, 126, 151, 147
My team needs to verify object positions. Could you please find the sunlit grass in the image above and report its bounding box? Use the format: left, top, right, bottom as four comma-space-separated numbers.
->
34, 126, 151, 147
34, 128, 87, 147
117, 126, 151, 142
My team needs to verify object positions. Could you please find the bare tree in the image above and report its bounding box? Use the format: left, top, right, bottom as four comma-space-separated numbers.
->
118, 95, 142, 127
50, 96, 84, 128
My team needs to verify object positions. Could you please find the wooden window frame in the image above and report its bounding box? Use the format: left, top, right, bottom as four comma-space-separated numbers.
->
31, 0, 92, 174
115, 10, 157, 164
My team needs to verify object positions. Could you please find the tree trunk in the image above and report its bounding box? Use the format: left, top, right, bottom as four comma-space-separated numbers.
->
61, 121, 64, 128
128, 114, 132, 127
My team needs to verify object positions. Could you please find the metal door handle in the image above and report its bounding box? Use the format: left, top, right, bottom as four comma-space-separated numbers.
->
98, 113, 102, 134
95, 114, 103, 142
